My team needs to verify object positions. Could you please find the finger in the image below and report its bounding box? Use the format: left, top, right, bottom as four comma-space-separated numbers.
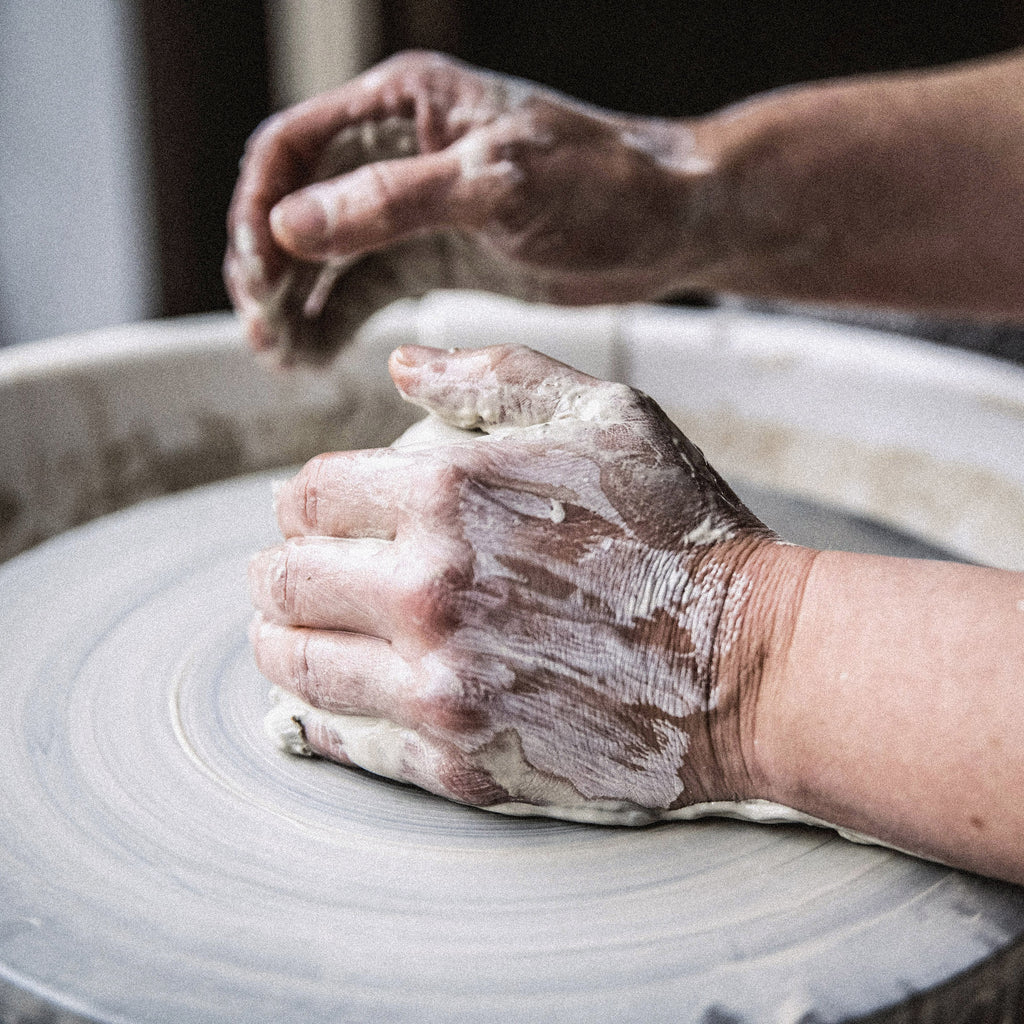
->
226, 83, 423, 343
223, 242, 305, 355
229, 243, 436, 368
240, 57, 428, 179
251, 617, 412, 719
251, 619, 491, 753
226, 52, 494, 355
227, 124, 309, 299
223, 217, 286, 355
388, 343, 624, 430
274, 444, 476, 539
244, 252, 407, 367
275, 227, 530, 364
243, 50, 497, 179
249, 537, 406, 637
270, 149, 468, 261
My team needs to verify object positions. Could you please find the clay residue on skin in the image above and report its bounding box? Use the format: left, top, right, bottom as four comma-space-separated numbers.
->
618, 121, 715, 177
683, 514, 736, 546
266, 392, 773, 820
262, 395, 914, 849
267, 679, 916, 851
452, 132, 524, 185
265, 685, 907, 849
230, 49, 729, 361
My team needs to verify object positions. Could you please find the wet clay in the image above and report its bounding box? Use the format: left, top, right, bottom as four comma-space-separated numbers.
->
243, 118, 548, 363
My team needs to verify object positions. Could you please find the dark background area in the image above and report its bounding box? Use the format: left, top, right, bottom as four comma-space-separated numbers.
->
138, 2, 273, 319
139, 0, 1024, 361
387, 0, 1024, 116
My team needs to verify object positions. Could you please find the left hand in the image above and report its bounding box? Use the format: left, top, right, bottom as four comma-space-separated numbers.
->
248, 344, 798, 823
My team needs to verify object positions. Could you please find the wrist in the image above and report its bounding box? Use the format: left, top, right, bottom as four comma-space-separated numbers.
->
611, 113, 723, 297
620, 103, 818, 299
701, 538, 820, 805
682, 84, 860, 299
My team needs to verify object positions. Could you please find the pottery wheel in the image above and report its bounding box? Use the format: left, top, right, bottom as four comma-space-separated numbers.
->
2, 471, 1023, 1024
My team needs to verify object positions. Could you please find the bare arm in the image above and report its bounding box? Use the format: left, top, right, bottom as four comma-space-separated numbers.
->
689, 49, 1024, 318
757, 552, 1024, 884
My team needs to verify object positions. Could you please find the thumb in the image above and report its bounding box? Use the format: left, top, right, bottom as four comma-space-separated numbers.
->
388, 344, 613, 430
270, 149, 465, 261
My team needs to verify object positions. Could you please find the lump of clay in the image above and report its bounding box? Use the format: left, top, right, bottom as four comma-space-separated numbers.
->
264, 120, 545, 363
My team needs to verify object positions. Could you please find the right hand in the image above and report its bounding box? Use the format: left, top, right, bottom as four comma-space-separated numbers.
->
248, 344, 802, 822
224, 52, 709, 364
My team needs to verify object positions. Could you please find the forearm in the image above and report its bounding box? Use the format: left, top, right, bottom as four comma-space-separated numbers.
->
676, 49, 1024, 318
758, 550, 1024, 883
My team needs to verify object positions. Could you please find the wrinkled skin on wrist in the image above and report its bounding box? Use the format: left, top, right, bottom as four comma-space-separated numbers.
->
248, 345, 780, 823
225, 51, 704, 364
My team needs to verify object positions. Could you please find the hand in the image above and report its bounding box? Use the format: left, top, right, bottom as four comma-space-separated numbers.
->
248, 344, 804, 823
225, 52, 707, 365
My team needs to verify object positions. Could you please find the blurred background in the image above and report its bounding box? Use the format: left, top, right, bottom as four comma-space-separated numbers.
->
2, 0, 1023, 362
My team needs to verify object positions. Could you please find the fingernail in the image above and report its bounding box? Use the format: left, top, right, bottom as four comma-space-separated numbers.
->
272, 194, 327, 244
390, 344, 440, 368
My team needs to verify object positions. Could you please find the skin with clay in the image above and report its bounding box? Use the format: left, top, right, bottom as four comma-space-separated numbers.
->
235, 52, 1024, 884
251, 344, 788, 823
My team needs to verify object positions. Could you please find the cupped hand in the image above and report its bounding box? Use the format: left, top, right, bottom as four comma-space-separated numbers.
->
225, 52, 708, 365
248, 345, 794, 823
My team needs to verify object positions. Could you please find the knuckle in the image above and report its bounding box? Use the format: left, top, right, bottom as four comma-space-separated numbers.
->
417, 678, 482, 735
597, 380, 640, 409
356, 162, 399, 226
387, 49, 453, 77
297, 454, 330, 530
421, 460, 469, 513
395, 557, 469, 640
490, 343, 530, 365
406, 651, 491, 737
291, 632, 322, 704
246, 111, 288, 155
270, 544, 302, 618
381, 49, 424, 72
370, 50, 449, 99
574, 380, 648, 423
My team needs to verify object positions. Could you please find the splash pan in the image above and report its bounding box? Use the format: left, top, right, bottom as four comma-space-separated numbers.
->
1, 294, 1022, 1023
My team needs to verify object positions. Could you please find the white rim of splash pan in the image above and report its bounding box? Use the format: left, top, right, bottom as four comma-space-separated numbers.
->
1, 292, 1022, 570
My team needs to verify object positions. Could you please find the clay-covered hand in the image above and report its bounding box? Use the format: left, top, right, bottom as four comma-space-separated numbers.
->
248, 345, 798, 823
225, 52, 706, 365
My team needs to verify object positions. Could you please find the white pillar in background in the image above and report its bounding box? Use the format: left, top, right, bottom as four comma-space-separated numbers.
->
267, 0, 383, 107
0, 1, 156, 347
